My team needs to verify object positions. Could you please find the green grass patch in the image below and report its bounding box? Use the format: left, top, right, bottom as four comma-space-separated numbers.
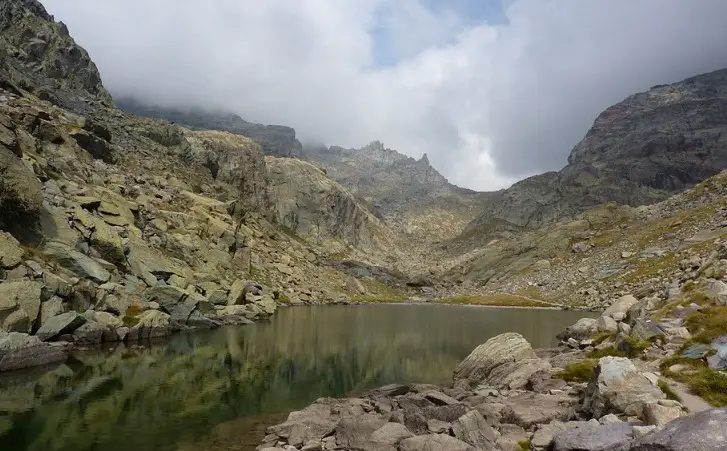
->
435, 294, 553, 308
683, 306, 727, 344
122, 315, 140, 327
587, 346, 626, 359
661, 358, 727, 407
592, 332, 616, 345
657, 380, 682, 402
517, 440, 531, 451
554, 359, 597, 382
350, 279, 407, 303
515, 286, 548, 301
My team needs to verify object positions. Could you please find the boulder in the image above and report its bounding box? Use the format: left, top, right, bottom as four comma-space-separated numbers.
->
453, 332, 551, 389
583, 357, 665, 419
39, 296, 65, 327
707, 280, 727, 306
44, 241, 111, 283
451, 410, 496, 450
501, 392, 578, 428
345, 275, 367, 294
36, 312, 87, 341
267, 403, 337, 448
73, 321, 111, 344
335, 414, 387, 449
552, 421, 633, 451
0, 232, 23, 268
597, 315, 619, 333
604, 295, 638, 318
0, 280, 42, 333
127, 310, 171, 340
370, 422, 414, 445
557, 318, 599, 341
630, 407, 727, 451
642, 403, 684, 426
0, 145, 43, 219
0, 332, 68, 372
399, 434, 475, 451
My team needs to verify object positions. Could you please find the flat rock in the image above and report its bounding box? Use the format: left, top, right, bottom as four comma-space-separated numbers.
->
643, 402, 684, 426
36, 312, 87, 341
557, 318, 599, 341
553, 422, 633, 451
501, 392, 577, 428
44, 240, 111, 283
370, 422, 414, 445
0, 333, 68, 372
604, 295, 638, 317
399, 433, 475, 451
630, 407, 727, 451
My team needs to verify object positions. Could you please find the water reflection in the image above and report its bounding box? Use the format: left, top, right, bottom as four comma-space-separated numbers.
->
0, 304, 593, 451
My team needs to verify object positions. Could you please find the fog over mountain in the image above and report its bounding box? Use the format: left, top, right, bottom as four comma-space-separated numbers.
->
43, 0, 727, 190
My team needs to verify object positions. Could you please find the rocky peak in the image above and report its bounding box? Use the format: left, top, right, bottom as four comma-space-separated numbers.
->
418, 153, 430, 167
0, 0, 113, 113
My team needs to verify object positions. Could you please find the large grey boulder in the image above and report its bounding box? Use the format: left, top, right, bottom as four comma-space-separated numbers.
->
266, 402, 337, 448
0, 280, 42, 333
453, 332, 551, 389
0, 145, 43, 221
0, 232, 24, 268
0, 331, 68, 372
43, 240, 111, 283
583, 357, 665, 418
36, 312, 87, 341
127, 310, 171, 340
370, 422, 414, 445
501, 392, 578, 428
399, 433, 475, 451
451, 410, 496, 450
552, 421, 633, 451
630, 407, 727, 451
557, 318, 599, 341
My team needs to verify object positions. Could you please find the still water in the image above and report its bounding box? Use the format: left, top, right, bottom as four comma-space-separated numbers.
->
0, 304, 593, 451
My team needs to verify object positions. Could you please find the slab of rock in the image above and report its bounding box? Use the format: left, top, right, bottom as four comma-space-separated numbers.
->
36, 312, 87, 341
267, 403, 337, 448
630, 407, 727, 451
370, 422, 414, 445
399, 433, 475, 451
335, 414, 387, 449
583, 357, 665, 419
0, 332, 68, 372
423, 391, 459, 406
597, 315, 619, 333
451, 410, 496, 450
531, 421, 577, 450
708, 280, 727, 306
604, 295, 638, 318
426, 419, 450, 434
44, 240, 111, 283
453, 332, 551, 389
501, 392, 577, 428
552, 421, 633, 451
642, 403, 684, 426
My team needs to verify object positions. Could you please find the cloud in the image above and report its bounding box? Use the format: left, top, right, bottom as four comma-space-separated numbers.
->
42, 0, 727, 191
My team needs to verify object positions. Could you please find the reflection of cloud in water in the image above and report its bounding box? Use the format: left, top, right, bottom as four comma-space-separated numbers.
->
0, 305, 594, 451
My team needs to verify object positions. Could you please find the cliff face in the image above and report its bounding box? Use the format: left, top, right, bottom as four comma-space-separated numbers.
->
0, 0, 112, 113
461, 69, 727, 240
116, 98, 304, 158
266, 157, 392, 253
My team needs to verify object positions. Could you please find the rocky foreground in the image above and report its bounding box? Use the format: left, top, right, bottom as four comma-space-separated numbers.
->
257, 281, 727, 451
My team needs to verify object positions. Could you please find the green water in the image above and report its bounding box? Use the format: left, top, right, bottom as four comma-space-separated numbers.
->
0, 304, 593, 451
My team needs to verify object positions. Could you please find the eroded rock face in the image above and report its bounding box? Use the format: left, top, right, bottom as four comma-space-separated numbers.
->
0, 144, 43, 223
552, 421, 634, 451
453, 332, 551, 389
630, 407, 727, 451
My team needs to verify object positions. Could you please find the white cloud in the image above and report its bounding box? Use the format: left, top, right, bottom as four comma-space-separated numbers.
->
43, 0, 727, 191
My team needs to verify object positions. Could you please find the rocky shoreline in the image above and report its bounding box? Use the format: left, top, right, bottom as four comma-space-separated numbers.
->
256, 287, 727, 451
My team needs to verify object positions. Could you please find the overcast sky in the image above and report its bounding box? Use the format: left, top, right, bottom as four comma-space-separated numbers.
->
43, 0, 727, 191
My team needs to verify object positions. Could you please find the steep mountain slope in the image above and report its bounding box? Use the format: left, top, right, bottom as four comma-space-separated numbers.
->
305, 141, 493, 243
0, 0, 112, 114
461, 69, 727, 243
116, 98, 304, 158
